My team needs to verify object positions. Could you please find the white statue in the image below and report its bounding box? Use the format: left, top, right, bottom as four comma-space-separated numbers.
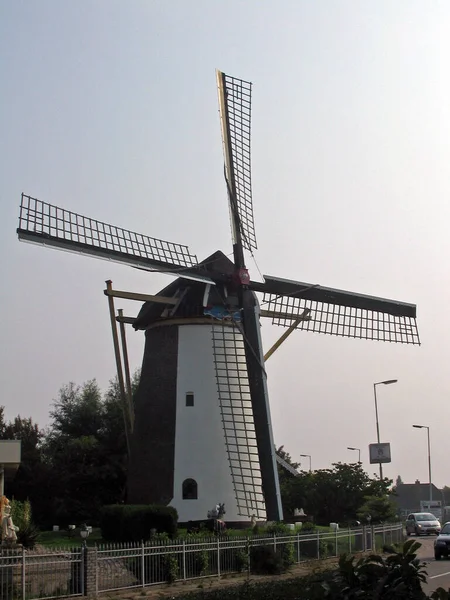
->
1, 497, 19, 543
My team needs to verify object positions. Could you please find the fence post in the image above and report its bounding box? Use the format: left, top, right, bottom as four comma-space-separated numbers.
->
182, 540, 186, 580
141, 542, 145, 587
335, 527, 338, 557
317, 530, 320, 559
273, 533, 276, 553
371, 525, 375, 551
21, 547, 26, 600
247, 536, 251, 577
217, 537, 220, 578
80, 546, 85, 595
297, 532, 300, 563
84, 546, 98, 597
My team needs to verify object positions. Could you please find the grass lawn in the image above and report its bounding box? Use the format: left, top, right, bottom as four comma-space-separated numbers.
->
37, 527, 103, 548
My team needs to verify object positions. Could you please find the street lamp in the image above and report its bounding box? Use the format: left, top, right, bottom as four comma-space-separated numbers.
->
300, 454, 311, 472
347, 447, 361, 463
80, 523, 91, 548
373, 379, 398, 479
413, 425, 432, 504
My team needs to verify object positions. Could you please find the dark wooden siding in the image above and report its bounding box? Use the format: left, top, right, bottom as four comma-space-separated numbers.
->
127, 324, 178, 505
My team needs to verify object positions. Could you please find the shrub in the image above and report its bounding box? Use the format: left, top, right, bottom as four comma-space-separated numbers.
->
10, 499, 39, 549
164, 554, 179, 583
235, 549, 249, 573
250, 545, 284, 575
264, 522, 292, 535
281, 539, 296, 567
196, 550, 209, 575
100, 504, 178, 542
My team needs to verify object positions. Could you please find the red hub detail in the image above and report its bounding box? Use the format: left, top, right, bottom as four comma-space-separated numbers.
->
238, 268, 250, 285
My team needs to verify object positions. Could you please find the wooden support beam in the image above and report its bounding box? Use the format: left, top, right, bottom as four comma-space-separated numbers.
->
104, 288, 178, 305
260, 309, 311, 320
264, 309, 311, 362
116, 315, 136, 325
105, 280, 131, 456
118, 308, 135, 433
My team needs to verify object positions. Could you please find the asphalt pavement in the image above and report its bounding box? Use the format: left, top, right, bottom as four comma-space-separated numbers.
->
413, 535, 450, 594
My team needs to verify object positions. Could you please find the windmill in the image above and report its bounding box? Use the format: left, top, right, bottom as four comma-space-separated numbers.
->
16, 70, 419, 524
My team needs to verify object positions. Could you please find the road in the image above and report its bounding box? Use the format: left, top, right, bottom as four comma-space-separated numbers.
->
414, 535, 450, 594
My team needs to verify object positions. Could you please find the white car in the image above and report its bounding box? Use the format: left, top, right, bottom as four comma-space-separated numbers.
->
406, 512, 441, 536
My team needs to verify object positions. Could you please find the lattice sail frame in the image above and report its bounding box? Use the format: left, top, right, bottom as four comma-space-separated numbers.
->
263, 293, 420, 345
211, 322, 266, 519
18, 194, 197, 270
217, 71, 256, 251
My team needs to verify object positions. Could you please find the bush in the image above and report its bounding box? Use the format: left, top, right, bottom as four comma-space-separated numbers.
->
235, 549, 249, 573
10, 499, 39, 549
100, 504, 178, 542
250, 545, 284, 575
164, 554, 179, 583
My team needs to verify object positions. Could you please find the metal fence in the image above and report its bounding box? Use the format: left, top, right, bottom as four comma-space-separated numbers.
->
0, 547, 82, 600
0, 523, 404, 599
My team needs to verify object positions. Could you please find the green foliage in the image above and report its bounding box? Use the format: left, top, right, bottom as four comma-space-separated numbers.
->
263, 522, 293, 535
357, 495, 398, 524
249, 545, 284, 575
235, 549, 249, 573
36, 375, 139, 526
196, 550, 209, 575
279, 459, 394, 525
164, 553, 179, 583
100, 504, 178, 542
10, 499, 39, 549
310, 539, 429, 599
280, 539, 295, 567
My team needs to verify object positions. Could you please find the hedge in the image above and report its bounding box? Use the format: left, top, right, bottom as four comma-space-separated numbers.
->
100, 504, 178, 541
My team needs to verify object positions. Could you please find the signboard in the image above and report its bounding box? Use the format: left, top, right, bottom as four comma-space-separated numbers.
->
0, 440, 21, 468
369, 443, 391, 464
420, 500, 442, 521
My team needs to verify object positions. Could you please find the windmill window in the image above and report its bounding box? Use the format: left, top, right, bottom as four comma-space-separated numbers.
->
185, 392, 194, 407
182, 478, 198, 500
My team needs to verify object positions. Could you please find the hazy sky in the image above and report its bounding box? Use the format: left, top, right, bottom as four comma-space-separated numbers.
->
1, 1, 449, 489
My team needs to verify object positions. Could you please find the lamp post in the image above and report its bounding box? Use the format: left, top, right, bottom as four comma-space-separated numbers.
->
373, 379, 397, 479
300, 454, 311, 472
347, 447, 361, 463
80, 523, 90, 548
413, 425, 432, 504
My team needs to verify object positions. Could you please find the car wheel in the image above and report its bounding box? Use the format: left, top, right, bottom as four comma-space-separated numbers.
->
415, 529, 421, 536
435, 553, 442, 560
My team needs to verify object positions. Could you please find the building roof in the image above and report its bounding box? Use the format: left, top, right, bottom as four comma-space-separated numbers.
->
393, 482, 442, 511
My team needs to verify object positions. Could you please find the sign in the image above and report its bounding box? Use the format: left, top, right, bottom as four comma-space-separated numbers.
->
369, 443, 391, 464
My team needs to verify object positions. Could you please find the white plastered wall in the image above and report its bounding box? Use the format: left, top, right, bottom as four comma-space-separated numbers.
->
169, 324, 248, 522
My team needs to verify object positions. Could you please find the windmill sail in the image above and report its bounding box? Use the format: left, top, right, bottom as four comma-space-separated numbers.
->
216, 70, 256, 252
211, 321, 266, 518
253, 275, 419, 345
17, 193, 201, 277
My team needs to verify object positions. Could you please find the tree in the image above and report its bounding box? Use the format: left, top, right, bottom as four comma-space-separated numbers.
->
41, 374, 141, 525
0, 408, 51, 523
357, 495, 398, 524
279, 459, 393, 525
396, 475, 404, 487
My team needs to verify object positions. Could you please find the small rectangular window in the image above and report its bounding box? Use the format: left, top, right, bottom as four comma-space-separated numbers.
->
186, 392, 194, 407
